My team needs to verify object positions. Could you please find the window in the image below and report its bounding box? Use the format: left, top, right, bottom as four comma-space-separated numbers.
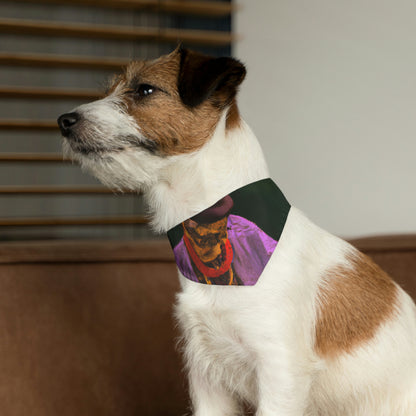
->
0, 0, 233, 240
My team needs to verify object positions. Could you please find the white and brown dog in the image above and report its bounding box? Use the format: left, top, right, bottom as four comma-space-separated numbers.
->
58, 48, 416, 415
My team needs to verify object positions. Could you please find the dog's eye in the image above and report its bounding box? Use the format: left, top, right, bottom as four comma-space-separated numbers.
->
134, 84, 156, 98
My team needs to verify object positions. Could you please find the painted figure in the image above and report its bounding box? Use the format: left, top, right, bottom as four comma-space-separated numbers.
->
173, 196, 278, 286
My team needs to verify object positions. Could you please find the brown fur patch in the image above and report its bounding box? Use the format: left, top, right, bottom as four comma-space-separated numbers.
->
315, 251, 398, 358
108, 50, 223, 156
226, 99, 241, 130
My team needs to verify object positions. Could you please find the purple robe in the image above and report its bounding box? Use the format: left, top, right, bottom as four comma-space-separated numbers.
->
173, 215, 278, 286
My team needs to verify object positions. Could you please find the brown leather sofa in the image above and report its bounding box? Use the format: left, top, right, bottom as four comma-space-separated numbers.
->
0, 235, 415, 416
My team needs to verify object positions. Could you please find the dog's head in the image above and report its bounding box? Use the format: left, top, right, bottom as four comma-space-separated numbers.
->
58, 47, 246, 191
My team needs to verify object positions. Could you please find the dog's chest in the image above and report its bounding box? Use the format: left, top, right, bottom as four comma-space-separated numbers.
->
175, 290, 257, 392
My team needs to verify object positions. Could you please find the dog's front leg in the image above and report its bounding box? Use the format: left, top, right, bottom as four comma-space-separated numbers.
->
254, 346, 312, 416
189, 368, 241, 416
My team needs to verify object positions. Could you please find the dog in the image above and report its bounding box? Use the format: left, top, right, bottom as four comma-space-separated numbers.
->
58, 47, 416, 415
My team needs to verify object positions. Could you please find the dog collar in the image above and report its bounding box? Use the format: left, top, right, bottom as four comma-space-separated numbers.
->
167, 178, 290, 286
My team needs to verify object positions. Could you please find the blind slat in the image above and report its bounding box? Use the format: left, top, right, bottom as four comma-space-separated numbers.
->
0, 186, 135, 194
0, 52, 130, 71
9, 0, 234, 17
0, 53, 129, 70
0, 120, 58, 130
0, 215, 148, 226
0, 18, 234, 46
0, 153, 64, 162
0, 87, 101, 100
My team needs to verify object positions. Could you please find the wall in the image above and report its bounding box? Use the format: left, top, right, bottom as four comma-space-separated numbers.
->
234, 0, 416, 238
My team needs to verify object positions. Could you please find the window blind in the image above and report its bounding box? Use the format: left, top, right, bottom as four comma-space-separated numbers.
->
0, 0, 234, 241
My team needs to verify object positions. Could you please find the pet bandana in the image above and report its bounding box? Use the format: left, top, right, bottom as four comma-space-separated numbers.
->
167, 178, 290, 286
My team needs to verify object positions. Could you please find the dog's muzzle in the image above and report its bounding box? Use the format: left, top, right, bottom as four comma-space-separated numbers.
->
57, 112, 80, 137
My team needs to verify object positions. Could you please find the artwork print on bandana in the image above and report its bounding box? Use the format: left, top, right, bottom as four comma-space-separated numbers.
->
167, 179, 290, 286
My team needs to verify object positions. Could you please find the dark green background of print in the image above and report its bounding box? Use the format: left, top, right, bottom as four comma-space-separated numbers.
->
167, 179, 290, 248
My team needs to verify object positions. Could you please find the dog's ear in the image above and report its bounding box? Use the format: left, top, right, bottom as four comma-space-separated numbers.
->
178, 48, 246, 108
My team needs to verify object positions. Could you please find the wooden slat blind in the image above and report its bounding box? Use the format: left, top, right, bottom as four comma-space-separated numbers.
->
0, 0, 234, 238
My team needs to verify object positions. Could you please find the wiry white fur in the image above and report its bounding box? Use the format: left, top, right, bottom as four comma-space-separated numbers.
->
63, 88, 167, 191
145, 113, 269, 232
176, 202, 416, 416
309, 286, 416, 415
63, 93, 416, 415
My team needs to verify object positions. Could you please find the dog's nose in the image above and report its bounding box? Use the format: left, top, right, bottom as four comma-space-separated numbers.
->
57, 112, 80, 136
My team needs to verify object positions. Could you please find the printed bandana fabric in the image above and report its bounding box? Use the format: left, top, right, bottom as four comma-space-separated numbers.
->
167, 178, 290, 286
